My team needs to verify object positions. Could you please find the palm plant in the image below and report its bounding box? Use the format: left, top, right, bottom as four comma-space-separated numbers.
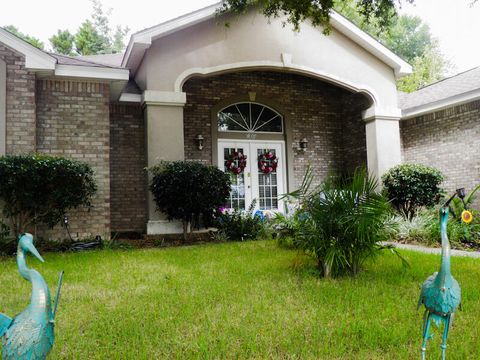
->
294, 168, 400, 277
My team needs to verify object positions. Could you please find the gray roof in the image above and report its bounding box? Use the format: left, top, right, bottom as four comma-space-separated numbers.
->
399, 66, 480, 111
51, 53, 123, 69
77, 53, 124, 68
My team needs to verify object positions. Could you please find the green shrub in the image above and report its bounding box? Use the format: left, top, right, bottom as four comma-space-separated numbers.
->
0, 154, 97, 237
294, 168, 399, 277
393, 206, 480, 249
382, 163, 444, 219
215, 201, 268, 241
149, 161, 231, 240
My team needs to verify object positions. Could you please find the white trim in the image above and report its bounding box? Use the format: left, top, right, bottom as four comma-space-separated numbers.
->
122, 4, 412, 78
0, 28, 56, 70
122, 3, 219, 68
119, 93, 142, 103
54, 64, 129, 81
142, 90, 187, 106
362, 105, 402, 122
402, 89, 480, 119
330, 13, 412, 77
174, 61, 379, 107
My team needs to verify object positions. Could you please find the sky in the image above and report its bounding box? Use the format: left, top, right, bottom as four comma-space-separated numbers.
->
0, 0, 478, 73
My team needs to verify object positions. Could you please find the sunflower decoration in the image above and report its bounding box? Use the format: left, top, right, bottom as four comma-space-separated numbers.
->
461, 210, 473, 224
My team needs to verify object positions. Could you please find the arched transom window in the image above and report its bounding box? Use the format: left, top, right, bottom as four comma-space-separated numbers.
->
218, 102, 283, 133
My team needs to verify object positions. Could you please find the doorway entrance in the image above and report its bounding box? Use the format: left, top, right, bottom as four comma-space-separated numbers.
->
218, 140, 286, 212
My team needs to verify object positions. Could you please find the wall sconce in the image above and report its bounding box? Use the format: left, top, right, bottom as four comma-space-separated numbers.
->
299, 138, 308, 152
195, 134, 204, 150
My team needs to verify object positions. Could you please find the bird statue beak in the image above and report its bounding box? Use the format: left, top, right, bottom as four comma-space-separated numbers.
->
26, 242, 45, 263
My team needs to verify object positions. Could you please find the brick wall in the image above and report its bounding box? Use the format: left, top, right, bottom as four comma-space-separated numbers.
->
110, 103, 147, 233
0, 43, 36, 154
401, 100, 480, 194
183, 71, 368, 187
35, 79, 111, 240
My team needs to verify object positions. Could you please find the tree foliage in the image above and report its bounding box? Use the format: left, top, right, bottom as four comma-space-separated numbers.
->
3, 25, 44, 50
149, 161, 231, 241
218, 0, 413, 32
0, 154, 97, 237
382, 163, 444, 220
49, 0, 129, 55
49, 30, 76, 56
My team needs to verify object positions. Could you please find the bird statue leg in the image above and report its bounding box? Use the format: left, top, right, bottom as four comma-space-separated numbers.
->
421, 311, 432, 360
53, 271, 64, 320
441, 314, 451, 360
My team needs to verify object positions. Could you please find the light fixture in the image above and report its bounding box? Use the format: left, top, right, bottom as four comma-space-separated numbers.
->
299, 138, 308, 152
195, 134, 204, 150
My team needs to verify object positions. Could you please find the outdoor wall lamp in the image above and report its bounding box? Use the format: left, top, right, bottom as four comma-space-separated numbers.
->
299, 138, 308, 152
195, 134, 205, 150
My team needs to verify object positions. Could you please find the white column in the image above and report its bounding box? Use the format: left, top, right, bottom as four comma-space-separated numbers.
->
144, 91, 186, 235
363, 107, 402, 181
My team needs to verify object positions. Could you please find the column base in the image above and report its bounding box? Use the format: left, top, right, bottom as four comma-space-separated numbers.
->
147, 220, 189, 235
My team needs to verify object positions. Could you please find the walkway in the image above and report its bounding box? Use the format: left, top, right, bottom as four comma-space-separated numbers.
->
384, 242, 480, 259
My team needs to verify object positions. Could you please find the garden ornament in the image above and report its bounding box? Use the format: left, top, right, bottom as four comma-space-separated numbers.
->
0, 233, 64, 359
418, 189, 466, 360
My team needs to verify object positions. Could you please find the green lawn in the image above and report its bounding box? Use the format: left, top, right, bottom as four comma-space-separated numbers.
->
1, 241, 480, 359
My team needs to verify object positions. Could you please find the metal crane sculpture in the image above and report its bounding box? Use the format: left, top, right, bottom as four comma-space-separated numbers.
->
0, 233, 64, 360
418, 189, 467, 360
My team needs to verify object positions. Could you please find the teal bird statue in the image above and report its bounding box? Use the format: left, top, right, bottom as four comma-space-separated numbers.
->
0, 233, 64, 360
418, 190, 464, 360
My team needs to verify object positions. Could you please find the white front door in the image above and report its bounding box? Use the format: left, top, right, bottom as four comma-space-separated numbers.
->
218, 140, 286, 212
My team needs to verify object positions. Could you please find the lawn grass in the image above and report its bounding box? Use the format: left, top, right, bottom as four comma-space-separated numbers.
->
1, 240, 479, 359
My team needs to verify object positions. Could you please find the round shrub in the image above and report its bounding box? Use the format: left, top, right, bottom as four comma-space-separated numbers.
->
382, 163, 443, 219
0, 154, 97, 236
149, 161, 231, 240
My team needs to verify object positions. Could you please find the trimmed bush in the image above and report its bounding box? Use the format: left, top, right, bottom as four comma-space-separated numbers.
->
382, 163, 443, 219
0, 154, 97, 237
149, 161, 231, 240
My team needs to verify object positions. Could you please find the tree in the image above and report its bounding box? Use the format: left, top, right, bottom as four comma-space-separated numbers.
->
0, 154, 97, 237
218, 0, 414, 33
397, 45, 449, 92
75, 20, 108, 55
50, 30, 75, 55
49, 0, 130, 55
3, 25, 44, 50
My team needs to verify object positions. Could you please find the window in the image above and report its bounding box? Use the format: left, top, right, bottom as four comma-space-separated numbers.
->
218, 102, 283, 133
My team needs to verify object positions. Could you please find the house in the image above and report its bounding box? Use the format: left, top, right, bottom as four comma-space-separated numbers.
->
0, 3, 477, 238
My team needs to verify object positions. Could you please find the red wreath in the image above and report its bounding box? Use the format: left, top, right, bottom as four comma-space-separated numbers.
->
258, 151, 278, 174
225, 151, 247, 175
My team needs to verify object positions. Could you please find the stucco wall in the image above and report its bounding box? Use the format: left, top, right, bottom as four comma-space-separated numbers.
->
110, 103, 147, 234
0, 43, 36, 154
136, 10, 399, 113
401, 100, 480, 194
36, 79, 111, 240
183, 71, 368, 188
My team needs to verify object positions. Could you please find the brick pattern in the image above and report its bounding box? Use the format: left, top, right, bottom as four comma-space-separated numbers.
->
401, 100, 480, 194
110, 103, 147, 233
35, 79, 111, 240
183, 71, 368, 187
0, 44, 36, 154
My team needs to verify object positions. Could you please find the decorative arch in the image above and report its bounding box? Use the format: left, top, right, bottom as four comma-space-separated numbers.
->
174, 61, 379, 108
